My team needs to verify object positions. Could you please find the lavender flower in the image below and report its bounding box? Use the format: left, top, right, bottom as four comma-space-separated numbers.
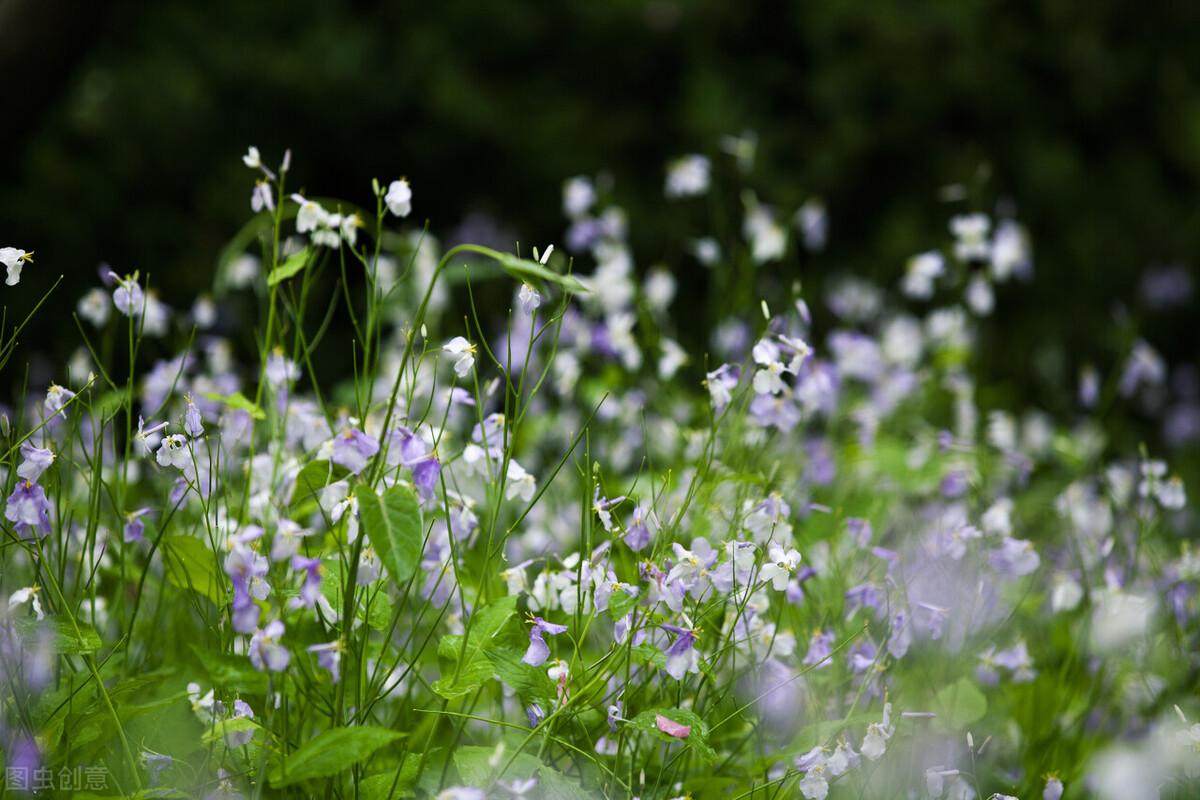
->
288, 555, 323, 610
661, 624, 699, 680
249, 619, 290, 672
522, 616, 569, 666
16, 441, 54, 482
124, 507, 152, 543
307, 640, 343, 683
5, 480, 51, 538
331, 429, 380, 475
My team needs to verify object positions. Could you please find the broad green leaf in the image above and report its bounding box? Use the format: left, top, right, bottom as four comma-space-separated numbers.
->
432, 595, 516, 699
536, 765, 593, 800
162, 535, 224, 604
272, 725, 405, 787
628, 708, 717, 763
201, 715, 259, 744
607, 586, 638, 620
357, 483, 423, 585
291, 459, 349, 507
203, 390, 266, 420
484, 646, 557, 706
14, 616, 103, 654
192, 646, 269, 694
454, 745, 541, 786
267, 246, 312, 286
934, 677, 988, 730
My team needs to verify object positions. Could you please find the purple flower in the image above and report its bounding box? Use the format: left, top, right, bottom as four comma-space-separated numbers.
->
16, 441, 54, 482
7, 736, 40, 790
225, 528, 269, 633
522, 616, 569, 666
846, 517, 873, 547
5, 480, 51, 538
249, 619, 289, 672
990, 537, 1040, 579
307, 641, 342, 683
183, 396, 205, 437
385, 427, 441, 501
749, 393, 801, 432
289, 555, 323, 610
411, 457, 441, 502
848, 640, 878, 673
801, 629, 834, 669
332, 429, 380, 475
661, 624, 699, 680
623, 503, 655, 552
845, 583, 883, 619
124, 507, 152, 543
526, 702, 546, 728
887, 611, 912, 659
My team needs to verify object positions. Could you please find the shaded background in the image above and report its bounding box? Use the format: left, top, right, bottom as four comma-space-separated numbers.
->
2, 0, 1199, 440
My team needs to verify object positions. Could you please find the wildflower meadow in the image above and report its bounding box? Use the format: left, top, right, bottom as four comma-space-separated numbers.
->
1, 141, 1197, 800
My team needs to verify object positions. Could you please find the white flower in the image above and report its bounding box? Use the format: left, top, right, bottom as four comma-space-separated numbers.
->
518, 283, 542, 315
966, 273, 994, 315
950, 213, 991, 261
753, 362, 786, 396
798, 764, 828, 800
505, 461, 536, 503
242, 146, 263, 169
562, 176, 596, 217
658, 339, 688, 380
643, 268, 676, 312
1051, 573, 1083, 613
760, 544, 802, 590
1, 247, 33, 286
156, 434, 191, 470
443, 336, 476, 377
902, 250, 944, 299
860, 702, 894, 760
78, 288, 111, 327
292, 195, 329, 234
665, 154, 711, 198
8, 586, 44, 620
385, 179, 413, 218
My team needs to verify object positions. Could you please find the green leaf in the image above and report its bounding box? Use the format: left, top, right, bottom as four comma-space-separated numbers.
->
267, 246, 313, 286
14, 616, 103, 654
607, 586, 638, 620
192, 646, 269, 694
454, 745, 542, 786
321, 560, 393, 631
933, 677, 988, 730
485, 645, 557, 706
494, 251, 588, 294
536, 765, 593, 800
292, 459, 350, 507
202, 715, 259, 744
203, 390, 266, 420
357, 483, 423, 585
432, 595, 516, 699
272, 725, 405, 787
162, 535, 224, 604
628, 708, 717, 763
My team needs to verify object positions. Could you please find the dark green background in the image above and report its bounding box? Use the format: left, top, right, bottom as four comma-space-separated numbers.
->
2, 0, 1198, 436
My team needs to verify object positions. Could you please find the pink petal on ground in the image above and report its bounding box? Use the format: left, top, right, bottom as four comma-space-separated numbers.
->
655, 714, 691, 738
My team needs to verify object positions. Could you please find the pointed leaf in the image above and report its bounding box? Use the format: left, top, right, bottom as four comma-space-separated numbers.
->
272, 725, 405, 787
357, 483, 423, 585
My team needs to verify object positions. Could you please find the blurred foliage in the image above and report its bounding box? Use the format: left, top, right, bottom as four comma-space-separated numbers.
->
1, 0, 1198, 433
